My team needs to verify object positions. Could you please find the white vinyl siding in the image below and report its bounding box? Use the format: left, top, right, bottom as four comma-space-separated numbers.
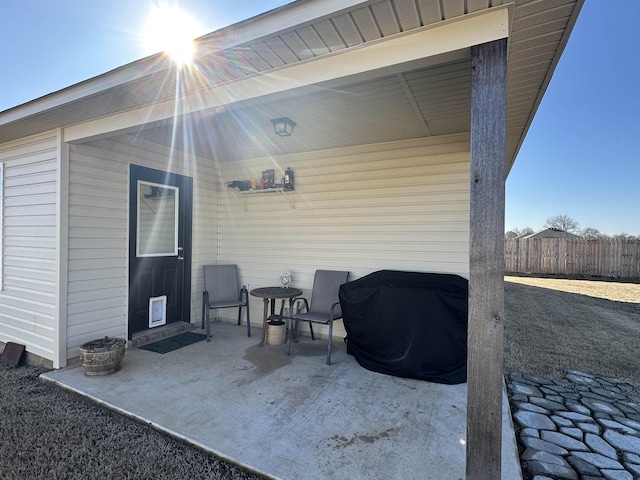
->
218, 133, 470, 339
67, 142, 128, 358
0, 162, 3, 289
0, 131, 59, 362
0, 129, 469, 363
66, 135, 219, 357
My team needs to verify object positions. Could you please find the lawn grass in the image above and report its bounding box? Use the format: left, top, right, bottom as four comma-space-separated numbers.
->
504, 276, 640, 387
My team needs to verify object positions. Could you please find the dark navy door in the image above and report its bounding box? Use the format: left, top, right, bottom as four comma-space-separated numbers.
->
128, 165, 192, 338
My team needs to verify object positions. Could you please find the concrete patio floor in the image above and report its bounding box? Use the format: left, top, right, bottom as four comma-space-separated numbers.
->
42, 322, 522, 480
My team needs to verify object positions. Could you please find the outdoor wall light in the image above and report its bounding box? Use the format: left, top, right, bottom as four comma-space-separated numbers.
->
271, 117, 296, 137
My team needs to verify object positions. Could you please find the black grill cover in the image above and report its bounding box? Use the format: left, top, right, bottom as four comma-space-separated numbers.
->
339, 270, 468, 384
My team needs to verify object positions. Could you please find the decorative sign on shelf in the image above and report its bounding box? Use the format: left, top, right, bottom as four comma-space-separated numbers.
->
262, 169, 275, 188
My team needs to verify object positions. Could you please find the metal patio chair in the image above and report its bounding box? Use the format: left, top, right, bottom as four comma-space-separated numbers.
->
202, 264, 250, 341
286, 269, 349, 364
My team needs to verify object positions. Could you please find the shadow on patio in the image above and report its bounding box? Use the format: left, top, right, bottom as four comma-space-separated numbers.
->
42, 322, 521, 480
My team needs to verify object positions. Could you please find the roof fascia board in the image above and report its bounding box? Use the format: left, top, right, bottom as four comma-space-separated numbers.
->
64, 6, 509, 144
0, 0, 370, 124
0, 58, 171, 125
198, 0, 374, 47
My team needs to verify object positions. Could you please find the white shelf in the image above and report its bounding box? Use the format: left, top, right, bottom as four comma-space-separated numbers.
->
227, 186, 295, 210
235, 187, 285, 195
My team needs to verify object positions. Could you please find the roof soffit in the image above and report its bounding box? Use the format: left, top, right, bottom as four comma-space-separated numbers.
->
0, 0, 585, 172
63, 6, 510, 144
0, 0, 372, 125
1, 1, 507, 137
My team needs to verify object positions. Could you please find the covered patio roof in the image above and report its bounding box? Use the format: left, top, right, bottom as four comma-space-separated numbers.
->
0, 0, 582, 173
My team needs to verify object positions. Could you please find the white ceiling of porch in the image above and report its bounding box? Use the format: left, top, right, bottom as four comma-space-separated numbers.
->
0, 0, 583, 171
132, 58, 472, 162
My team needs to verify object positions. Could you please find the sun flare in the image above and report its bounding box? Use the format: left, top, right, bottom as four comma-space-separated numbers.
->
142, 5, 200, 65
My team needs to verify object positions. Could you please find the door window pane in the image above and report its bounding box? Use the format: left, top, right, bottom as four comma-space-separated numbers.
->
137, 181, 179, 256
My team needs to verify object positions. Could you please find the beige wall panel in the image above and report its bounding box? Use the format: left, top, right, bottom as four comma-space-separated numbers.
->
216, 134, 470, 339
66, 135, 219, 358
0, 131, 58, 361
66, 141, 128, 357
0, 129, 468, 360
67, 313, 127, 338
0, 295, 56, 319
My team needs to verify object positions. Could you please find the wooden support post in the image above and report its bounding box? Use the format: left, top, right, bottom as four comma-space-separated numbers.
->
467, 38, 507, 480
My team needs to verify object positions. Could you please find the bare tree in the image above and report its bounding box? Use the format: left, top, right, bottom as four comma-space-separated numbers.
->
580, 227, 606, 240
613, 233, 638, 240
544, 215, 580, 234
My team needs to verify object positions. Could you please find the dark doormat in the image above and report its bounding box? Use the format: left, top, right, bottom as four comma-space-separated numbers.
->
139, 332, 207, 354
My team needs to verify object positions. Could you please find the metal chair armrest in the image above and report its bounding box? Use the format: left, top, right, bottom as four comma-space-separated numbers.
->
329, 301, 343, 319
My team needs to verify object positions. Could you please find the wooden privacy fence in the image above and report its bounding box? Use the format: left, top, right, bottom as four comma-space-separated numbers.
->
505, 238, 640, 279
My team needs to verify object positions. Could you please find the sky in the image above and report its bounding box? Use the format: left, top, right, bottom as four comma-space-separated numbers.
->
1, 0, 638, 237
505, 0, 640, 236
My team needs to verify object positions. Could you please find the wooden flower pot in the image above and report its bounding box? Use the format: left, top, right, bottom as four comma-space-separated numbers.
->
79, 336, 126, 376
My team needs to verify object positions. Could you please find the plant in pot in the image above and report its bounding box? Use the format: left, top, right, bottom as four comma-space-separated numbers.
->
79, 336, 126, 376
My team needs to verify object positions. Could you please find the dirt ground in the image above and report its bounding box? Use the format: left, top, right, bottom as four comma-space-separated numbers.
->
504, 276, 640, 387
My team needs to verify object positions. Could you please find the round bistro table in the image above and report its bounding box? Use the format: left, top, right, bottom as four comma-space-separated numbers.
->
250, 287, 303, 346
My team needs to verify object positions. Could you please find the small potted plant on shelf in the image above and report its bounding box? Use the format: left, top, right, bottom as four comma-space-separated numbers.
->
79, 336, 126, 376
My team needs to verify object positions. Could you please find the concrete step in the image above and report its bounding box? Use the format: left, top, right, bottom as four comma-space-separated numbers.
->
130, 322, 196, 349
